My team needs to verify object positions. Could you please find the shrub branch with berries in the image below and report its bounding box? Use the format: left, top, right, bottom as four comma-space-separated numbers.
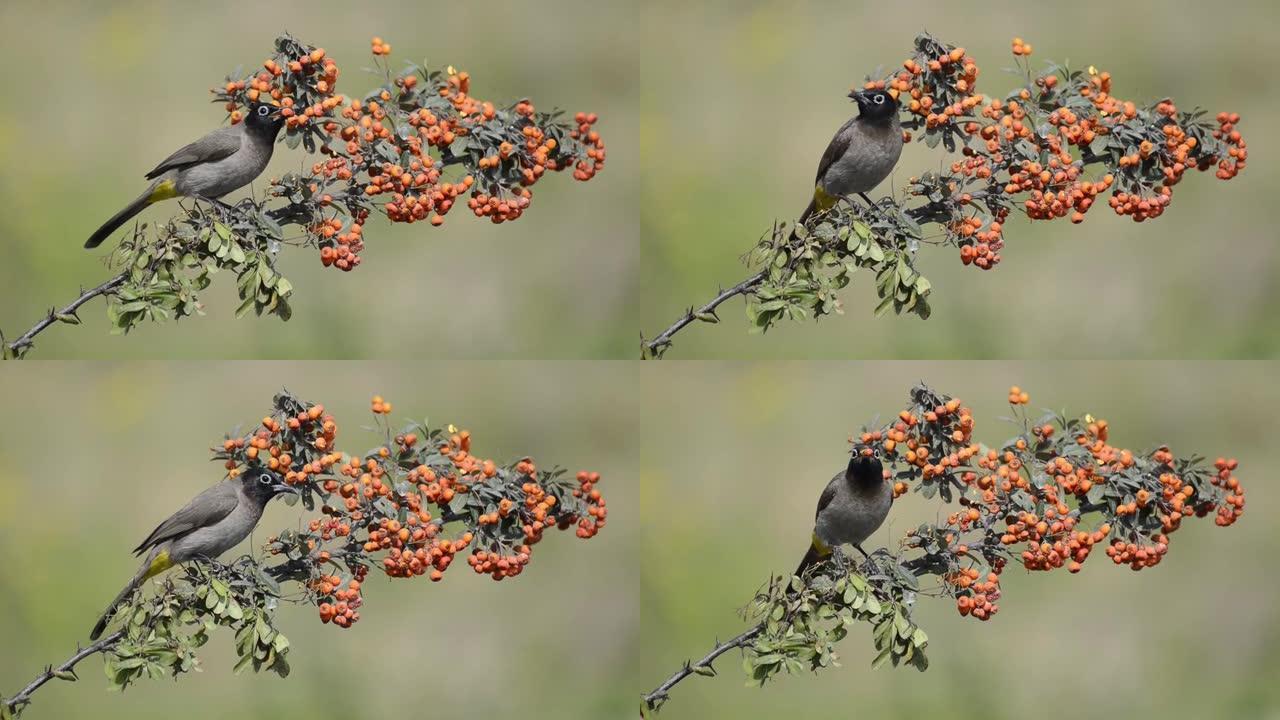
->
641, 32, 1247, 358
2, 33, 605, 359
0, 391, 606, 718
641, 382, 1245, 714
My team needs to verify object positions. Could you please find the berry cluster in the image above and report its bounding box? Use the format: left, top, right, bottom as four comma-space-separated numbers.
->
314, 574, 365, 628
949, 568, 1001, 620
216, 392, 607, 630
212, 34, 343, 138
858, 383, 1247, 624
877, 34, 1247, 270
209, 34, 604, 272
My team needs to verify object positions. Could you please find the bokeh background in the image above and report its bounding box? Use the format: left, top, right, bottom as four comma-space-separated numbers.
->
638, 362, 1278, 718
636, 0, 1280, 359
4, 1, 1277, 360
0, 0, 638, 358
0, 363, 639, 719
0, 363, 1274, 718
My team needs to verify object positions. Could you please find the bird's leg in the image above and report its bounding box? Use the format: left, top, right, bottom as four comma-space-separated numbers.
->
193, 195, 238, 221
830, 549, 850, 575
853, 543, 871, 560
856, 192, 894, 225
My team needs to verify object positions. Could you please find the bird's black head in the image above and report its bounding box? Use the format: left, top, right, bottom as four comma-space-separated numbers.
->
240, 467, 295, 505
244, 102, 285, 137
845, 451, 884, 488
850, 89, 899, 124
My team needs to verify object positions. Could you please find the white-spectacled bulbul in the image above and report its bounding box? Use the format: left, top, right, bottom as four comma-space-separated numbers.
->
89, 468, 294, 640
794, 451, 892, 578
796, 89, 902, 228
84, 103, 285, 249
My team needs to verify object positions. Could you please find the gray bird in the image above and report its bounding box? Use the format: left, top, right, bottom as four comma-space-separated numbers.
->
89, 468, 294, 640
84, 102, 285, 248
796, 89, 903, 228
794, 452, 893, 578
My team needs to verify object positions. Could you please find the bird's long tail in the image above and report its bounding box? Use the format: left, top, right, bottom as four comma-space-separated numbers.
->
84, 180, 177, 249
790, 186, 837, 242
792, 532, 833, 584
797, 198, 818, 228
90, 548, 171, 640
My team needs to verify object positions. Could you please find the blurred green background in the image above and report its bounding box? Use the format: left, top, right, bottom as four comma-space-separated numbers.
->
636, 0, 1280, 359
0, 0, 638, 358
0, 363, 638, 719
0, 363, 1274, 718
638, 362, 1278, 718
5, 1, 1277, 359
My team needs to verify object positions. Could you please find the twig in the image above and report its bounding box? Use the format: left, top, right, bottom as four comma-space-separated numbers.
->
640, 270, 767, 359
640, 193, 964, 360
641, 623, 763, 713
2, 272, 128, 360
2, 630, 125, 716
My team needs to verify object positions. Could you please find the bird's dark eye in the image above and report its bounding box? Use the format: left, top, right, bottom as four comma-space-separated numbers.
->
257, 105, 270, 116
259, 473, 272, 484
873, 94, 886, 104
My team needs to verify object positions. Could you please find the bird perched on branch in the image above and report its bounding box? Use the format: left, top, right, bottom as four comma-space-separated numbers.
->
83, 102, 285, 249
794, 450, 893, 579
796, 88, 903, 230
89, 468, 295, 640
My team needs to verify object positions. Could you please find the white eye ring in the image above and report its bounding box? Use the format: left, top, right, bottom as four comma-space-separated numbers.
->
257, 105, 270, 116
873, 94, 886, 104
259, 473, 272, 484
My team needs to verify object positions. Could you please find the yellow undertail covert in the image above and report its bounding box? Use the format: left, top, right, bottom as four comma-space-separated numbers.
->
147, 179, 179, 203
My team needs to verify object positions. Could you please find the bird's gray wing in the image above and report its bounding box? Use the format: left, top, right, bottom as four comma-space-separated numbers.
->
813, 117, 857, 185
132, 482, 240, 554
813, 473, 840, 521
144, 126, 243, 180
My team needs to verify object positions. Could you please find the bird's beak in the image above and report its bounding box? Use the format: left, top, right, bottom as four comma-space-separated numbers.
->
272, 482, 297, 495
848, 89, 863, 102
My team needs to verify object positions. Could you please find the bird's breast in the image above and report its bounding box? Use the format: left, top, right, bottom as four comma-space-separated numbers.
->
814, 482, 893, 547
821, 122, 904, 196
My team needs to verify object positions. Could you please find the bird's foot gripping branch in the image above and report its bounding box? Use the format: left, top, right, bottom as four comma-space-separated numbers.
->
0, 391, 606, 718
2, 33, 605, 358
641, 32, 1247, 358
640, 383, 1245, 714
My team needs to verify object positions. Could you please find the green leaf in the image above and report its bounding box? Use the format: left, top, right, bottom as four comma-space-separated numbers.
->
911, 627, 929, 647
234, 295, 257, 319
272, 656, 291, 678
